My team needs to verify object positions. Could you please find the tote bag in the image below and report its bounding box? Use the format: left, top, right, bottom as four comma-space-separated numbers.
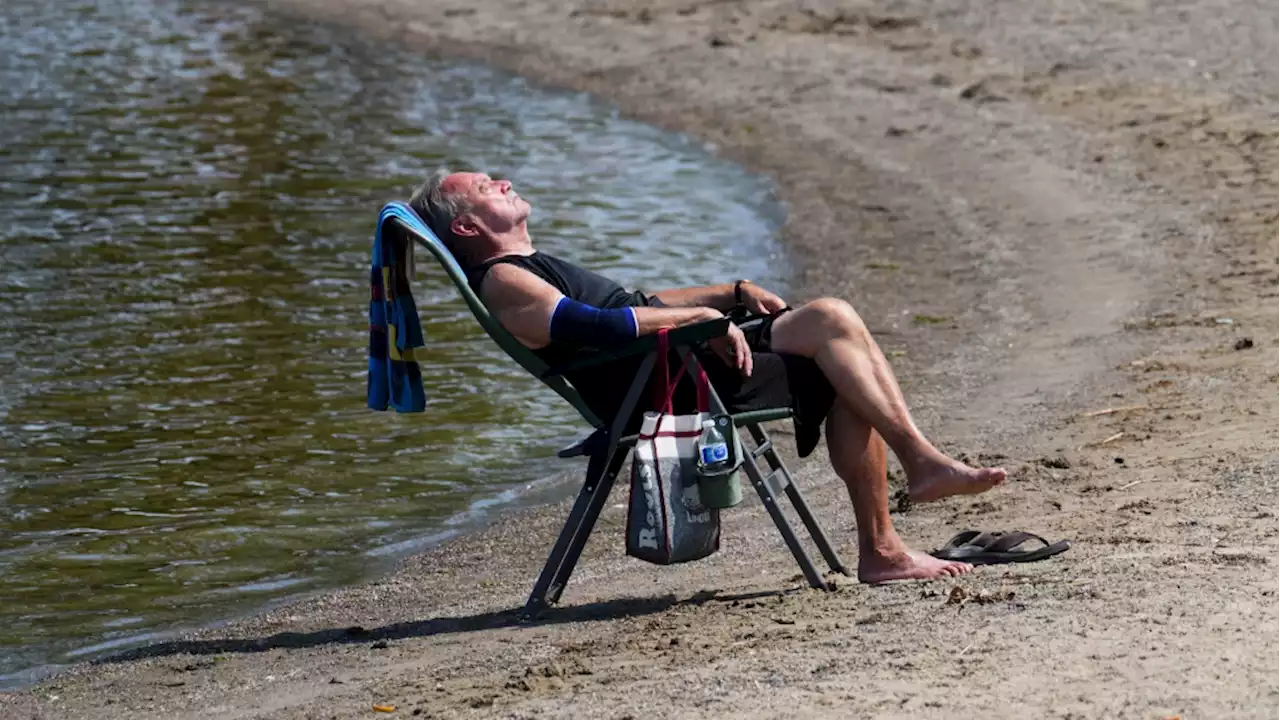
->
624, 329, 721, 565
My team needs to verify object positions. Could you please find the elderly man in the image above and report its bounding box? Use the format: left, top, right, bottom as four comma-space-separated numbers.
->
410, 169, 1007, 583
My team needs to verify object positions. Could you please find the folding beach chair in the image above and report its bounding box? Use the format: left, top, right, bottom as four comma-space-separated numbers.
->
377, 202, 850, 619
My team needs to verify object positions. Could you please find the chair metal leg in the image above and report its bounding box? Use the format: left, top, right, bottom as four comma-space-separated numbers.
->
739, 450, 828, 590
545, 447, 630, 605
522, 352, 656, 620
521, 449, 613, 620
780, 471, 852, 577
747, 423, 851, 577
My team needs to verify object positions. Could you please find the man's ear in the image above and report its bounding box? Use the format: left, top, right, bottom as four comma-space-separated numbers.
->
451, 214, 479, 238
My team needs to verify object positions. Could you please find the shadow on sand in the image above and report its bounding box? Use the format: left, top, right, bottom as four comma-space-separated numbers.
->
95, 587, 792, 666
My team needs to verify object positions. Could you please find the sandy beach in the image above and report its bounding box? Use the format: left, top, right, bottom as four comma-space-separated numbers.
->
3, 0, 1276, 717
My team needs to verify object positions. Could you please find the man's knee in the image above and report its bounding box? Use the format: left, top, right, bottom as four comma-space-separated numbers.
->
806, 297, 869, 340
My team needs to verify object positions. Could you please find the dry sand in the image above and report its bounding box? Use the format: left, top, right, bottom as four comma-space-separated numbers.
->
3, 0, 1277, 717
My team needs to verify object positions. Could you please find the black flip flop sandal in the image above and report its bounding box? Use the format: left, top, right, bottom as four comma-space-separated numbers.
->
931, 530, 1071, 566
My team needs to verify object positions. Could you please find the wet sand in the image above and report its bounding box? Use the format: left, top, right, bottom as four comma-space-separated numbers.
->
3, 0, 1276, 717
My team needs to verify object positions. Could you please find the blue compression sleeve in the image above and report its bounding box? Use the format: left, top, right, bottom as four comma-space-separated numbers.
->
549, 297, 638, 348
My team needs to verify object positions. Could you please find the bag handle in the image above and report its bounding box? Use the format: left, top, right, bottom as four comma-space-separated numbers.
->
652, 328, 711, 415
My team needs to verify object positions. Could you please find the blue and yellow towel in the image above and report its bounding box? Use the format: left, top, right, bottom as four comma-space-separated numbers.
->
367, 208, 426, 413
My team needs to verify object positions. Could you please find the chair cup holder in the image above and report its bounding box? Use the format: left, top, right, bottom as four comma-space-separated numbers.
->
696, 413, 745, 509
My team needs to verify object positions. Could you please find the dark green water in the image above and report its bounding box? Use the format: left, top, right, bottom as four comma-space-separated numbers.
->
0, 0, 787, 686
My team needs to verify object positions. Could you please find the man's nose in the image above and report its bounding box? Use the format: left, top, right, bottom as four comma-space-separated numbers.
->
498, 180, 512, 193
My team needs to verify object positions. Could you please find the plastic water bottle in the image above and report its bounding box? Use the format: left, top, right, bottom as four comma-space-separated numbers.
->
699, 419, 730, 471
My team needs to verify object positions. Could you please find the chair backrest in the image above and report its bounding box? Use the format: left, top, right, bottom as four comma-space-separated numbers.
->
378, 202, 604, 428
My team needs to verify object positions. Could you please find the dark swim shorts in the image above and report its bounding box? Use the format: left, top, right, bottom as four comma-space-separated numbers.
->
656, 309, 837, 458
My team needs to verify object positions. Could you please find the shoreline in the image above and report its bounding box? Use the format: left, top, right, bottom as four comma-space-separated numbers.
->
0, 458, 590, 692
5, 0, 1276, 716
1, 20, 799, 686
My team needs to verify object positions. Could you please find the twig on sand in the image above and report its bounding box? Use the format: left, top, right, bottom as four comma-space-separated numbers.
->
1117, 479, 1146, 491
958, 643, 975, 656
1082, 432, 1127, 448
1080, 404, 1148, 418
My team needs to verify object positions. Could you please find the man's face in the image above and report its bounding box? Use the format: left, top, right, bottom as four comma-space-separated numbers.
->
442, 172, 531, 240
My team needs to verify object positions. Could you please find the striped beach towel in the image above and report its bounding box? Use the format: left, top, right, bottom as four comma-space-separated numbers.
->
367, 210, 426, 413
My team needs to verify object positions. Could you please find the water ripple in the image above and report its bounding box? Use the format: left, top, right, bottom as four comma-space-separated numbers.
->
0, 0, 787, 685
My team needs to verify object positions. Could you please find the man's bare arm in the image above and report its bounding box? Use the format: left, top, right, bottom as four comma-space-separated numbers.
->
650, 283, 737, 311
628, 305, 756, 377
651, 280, 788, 316
633, 305, 721, 334
480, 263, 563, 349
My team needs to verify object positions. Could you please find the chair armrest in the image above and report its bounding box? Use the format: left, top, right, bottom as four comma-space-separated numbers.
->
557, 427, 608, 458
541, 317, 731, 378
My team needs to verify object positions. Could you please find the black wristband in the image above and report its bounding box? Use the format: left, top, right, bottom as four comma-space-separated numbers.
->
734, 279, 747, 307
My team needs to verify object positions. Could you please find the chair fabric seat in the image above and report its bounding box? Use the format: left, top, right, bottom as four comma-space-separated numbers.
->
557, 407, 793, 458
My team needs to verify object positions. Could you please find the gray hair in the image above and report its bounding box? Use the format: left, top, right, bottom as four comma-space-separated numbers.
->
409, 168, 469, 255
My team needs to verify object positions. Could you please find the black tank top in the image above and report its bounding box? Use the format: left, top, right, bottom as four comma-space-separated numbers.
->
466, 252, 653, 311
466, 251, 663, 425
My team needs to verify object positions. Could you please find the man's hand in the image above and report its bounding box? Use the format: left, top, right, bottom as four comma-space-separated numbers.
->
741, 282, 787, 315
708, 322, 753, 377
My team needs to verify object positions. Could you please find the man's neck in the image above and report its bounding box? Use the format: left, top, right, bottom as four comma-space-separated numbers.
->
472, 231, 535, 266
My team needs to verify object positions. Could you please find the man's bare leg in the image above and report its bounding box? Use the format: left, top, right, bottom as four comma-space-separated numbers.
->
768, 299, 1006, 502
825, 403, 973, 582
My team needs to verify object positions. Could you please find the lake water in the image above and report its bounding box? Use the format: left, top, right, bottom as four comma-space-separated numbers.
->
0, 0, 788, 686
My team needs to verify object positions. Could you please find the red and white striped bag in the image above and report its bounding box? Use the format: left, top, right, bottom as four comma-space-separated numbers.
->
624, 329, 721, 565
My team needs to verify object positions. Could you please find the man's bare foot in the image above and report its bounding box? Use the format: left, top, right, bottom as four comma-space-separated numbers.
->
906, 455, 1007, 504
858, 548, 973, 584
